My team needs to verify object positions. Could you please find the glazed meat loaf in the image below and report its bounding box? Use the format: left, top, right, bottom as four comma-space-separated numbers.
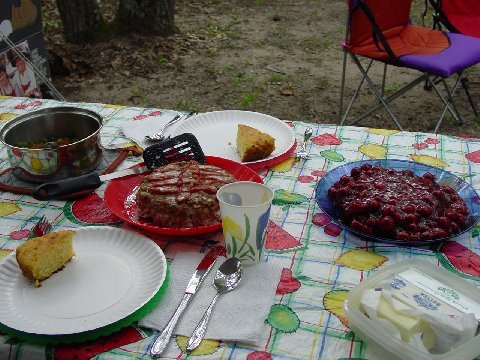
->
136, 160, 236, 228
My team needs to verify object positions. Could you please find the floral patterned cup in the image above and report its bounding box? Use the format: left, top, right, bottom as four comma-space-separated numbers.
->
217, 181, 274, 266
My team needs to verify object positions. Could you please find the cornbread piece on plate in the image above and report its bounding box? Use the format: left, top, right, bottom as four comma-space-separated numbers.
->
136, 160, 235, 228
236, 124, 275, 162
15, 230, 76, 287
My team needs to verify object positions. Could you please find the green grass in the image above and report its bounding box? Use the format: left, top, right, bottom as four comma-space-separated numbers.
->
130, 88, 150, 107
156, 55, 168, 66
42, 16, 63, 32
204, 19, 244, 41
175, 99, 199, 113
299, 35, 336, 52
384, 83, 403, 94
262, 27, 295, 50
316, 75, 329, 90
267, 73, 284, 84
411, 0, 435, 27
205, 48, 218, 58
204, 65, 220, 77
257, 55, 271, 62
242, 92, 259, 108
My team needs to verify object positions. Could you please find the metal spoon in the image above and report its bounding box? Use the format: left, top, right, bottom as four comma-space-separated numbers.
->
186, 257, 242, 352
294, 127, 313, 159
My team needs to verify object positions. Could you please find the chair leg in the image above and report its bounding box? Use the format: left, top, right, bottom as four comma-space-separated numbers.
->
343, 54, 403, 130
424, 76, 434, 91
353, 74, 429, 124
426, 74, 464, 133
461, 77, 479, 118
442, 77, 464, 125
381, 63, 387, 98
338, 48, 348, 124
339, 56, 373, 126
338, 53, 471, 133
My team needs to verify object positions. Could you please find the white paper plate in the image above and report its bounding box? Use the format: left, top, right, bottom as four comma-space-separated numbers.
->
165, 110, 296, 167
0, 226, 167, 335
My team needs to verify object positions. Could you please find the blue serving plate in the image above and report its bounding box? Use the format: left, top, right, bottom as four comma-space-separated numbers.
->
315, 159, 480, 246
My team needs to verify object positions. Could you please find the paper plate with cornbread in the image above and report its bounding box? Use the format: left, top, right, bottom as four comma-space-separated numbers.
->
164, 110, 296, 169
0, 226, 168, 343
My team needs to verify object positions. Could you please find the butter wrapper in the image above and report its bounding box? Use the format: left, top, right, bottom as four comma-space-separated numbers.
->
389, 275, 465, 321
385, 269, 479, 353
397, 268, 480, 321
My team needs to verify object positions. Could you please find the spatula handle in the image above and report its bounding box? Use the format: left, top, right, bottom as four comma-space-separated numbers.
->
32, 173, 103, 201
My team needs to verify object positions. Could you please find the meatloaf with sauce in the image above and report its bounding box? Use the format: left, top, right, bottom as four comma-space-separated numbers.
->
136, 160, 236, 228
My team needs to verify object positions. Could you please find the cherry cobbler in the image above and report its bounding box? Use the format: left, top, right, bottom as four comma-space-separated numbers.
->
327, 163, 468, 241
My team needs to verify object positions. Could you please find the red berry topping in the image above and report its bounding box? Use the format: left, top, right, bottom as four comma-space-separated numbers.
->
379, 215, 396, 232
417, 205, 432, 217
328, 164, 469, 241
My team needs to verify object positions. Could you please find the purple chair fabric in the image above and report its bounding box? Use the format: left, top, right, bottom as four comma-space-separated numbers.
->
400, 32, 480, 77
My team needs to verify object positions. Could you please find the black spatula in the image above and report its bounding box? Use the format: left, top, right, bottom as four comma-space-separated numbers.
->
32, 133, 205, 201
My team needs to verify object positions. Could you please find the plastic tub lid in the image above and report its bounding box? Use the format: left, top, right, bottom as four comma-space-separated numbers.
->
343, 259, 480, 360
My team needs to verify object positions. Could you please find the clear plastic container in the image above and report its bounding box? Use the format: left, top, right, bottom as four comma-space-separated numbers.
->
343, 259, 480, 360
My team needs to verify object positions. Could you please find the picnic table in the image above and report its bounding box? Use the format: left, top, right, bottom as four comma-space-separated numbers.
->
0, 96, 479, 360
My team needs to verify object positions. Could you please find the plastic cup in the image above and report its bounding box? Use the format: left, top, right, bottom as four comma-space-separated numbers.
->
216, 181, 274, 265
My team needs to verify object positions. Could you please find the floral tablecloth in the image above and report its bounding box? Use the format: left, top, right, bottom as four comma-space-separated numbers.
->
0, 96, 479, 360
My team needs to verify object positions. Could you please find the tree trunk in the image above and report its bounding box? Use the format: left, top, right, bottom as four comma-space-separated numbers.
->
56, 0, 104, 43
116, 0, 175, 36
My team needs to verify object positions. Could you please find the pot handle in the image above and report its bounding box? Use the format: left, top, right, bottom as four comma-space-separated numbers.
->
32, 174, 103, 201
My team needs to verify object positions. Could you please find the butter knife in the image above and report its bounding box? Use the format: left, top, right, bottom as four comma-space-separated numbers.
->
150, 248, 219, 357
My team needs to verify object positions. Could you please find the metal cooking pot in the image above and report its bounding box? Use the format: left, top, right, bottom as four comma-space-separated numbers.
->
0, 107, 103, 183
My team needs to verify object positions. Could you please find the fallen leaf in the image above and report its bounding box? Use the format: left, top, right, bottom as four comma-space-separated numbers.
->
278, 86, 294, 96
110, 58, 122, 70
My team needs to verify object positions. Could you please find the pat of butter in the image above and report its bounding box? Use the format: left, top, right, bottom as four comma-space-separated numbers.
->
377, 292, 424, 341
377, 292, 435, 349
361, 289, 436, 350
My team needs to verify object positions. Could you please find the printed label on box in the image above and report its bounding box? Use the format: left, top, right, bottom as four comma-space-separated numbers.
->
397, 268, 480, 320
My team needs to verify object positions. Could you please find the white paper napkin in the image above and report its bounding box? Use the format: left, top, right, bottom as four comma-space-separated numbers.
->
139, 252, 283, 345
120, 110, 182, 149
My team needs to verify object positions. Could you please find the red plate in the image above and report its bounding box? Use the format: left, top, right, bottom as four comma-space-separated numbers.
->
104, 156, 263, 236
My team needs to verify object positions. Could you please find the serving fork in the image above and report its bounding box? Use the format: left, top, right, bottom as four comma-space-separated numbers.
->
145, 112, 197, 142
295, 127, 313, 159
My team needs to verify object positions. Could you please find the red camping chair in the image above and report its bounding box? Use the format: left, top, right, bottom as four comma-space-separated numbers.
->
428, 0, 480, 37
426, 0, 480, 117
339, 0, 480, 133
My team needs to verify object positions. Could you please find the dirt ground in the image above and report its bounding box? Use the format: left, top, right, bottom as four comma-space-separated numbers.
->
42, 0, 480, 137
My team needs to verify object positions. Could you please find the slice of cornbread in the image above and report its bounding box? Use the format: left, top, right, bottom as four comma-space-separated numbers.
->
236, 124, 275, 162
16, 230, 76, 287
